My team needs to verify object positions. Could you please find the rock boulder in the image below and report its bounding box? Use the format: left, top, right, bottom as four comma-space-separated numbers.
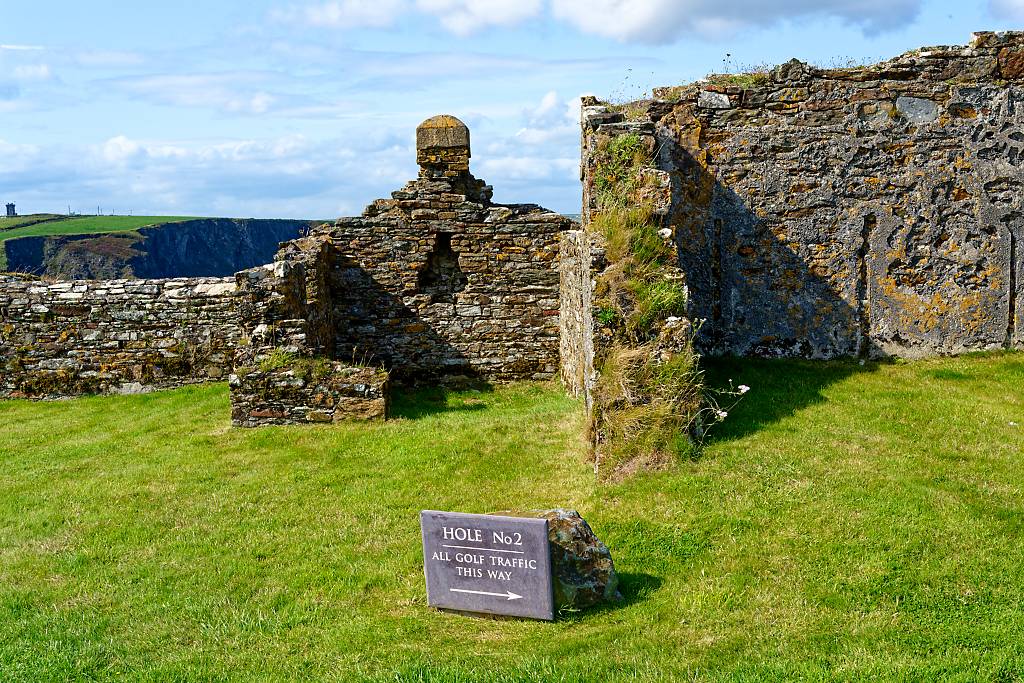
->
537, 509, 622, 610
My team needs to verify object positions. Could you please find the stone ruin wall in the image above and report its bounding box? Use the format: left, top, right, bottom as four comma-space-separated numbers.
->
0, 275, 238, 398
317, 115, 571, 385
558, 230, 603, 404
229, 237, 390, 426
229, 114, 572, 425
581, 31, 1024, 360
0, 115, 571, 412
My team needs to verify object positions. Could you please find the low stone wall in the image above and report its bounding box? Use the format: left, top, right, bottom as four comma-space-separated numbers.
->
229, 362, 388, 427
229, 235, 391, 427
0, 275, 239, 398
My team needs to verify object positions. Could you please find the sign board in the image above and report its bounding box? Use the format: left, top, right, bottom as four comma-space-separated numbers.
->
420, 510, 554, 621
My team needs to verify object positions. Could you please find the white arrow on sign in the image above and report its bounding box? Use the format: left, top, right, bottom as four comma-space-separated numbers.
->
450, 588, 523, 601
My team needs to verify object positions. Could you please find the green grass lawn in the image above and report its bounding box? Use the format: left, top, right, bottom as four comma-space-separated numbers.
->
0, 216, 196, 271
1, 354, 1023, 681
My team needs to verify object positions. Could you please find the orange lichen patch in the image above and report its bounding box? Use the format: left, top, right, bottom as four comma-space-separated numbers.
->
956, 292, 999, 336
416, 114, 470, 155
949, 104, 978, 119
999, 47, 1024, 79
772, 88, 809, 102
951, 187, 970, 201
789, 182, 819, 193
953, 156, 973, 170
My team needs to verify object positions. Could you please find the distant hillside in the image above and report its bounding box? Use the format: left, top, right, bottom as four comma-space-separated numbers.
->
2, 217, 320, 278
0, 216, 195, 270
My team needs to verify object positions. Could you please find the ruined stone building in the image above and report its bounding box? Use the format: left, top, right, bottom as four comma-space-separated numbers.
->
577, 31, 1024, 364
228, 114, 573, 425
3, 31, 1024, 427
1, 115, 573, 425
5, 203, 15, 217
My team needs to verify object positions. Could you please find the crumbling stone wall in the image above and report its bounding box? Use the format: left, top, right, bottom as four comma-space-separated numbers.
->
0, 275, 238, 398
581, 31, 1024, 359
1, 116, 571, 416
315, 115, 572, 384
229, 235, 390, 426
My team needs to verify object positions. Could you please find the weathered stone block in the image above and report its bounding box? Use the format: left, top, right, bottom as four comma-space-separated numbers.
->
895, 96, 939, 124
540, 509, 622, 610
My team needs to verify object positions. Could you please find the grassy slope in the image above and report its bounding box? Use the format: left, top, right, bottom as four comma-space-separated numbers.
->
0, 215, 63, 230
0, 216, 194, 270
1, 355, 1023, 681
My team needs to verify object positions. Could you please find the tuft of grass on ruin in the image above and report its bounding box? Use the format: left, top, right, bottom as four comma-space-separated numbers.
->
703, 71, 771, 89
586, 132, 698, 475
2, 353, 1024, 680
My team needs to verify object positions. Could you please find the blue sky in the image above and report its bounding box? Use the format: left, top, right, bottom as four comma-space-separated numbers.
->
1, 0, 1022, 218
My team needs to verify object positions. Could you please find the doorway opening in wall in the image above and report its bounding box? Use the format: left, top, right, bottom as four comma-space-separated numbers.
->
418, 232, 467, 303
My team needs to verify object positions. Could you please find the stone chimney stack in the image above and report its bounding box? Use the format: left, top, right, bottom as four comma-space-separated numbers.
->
416, 115, 471, 179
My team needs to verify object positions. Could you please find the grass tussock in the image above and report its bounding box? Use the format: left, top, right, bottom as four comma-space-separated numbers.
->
704, 71, 771, 89
592, 344, 704, 469
587, 131, 706, 476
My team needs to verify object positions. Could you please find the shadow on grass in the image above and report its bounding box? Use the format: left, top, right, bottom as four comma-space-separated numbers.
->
390, 385, 495, 420
558, 572, 663, 621
701, 355, 884, 443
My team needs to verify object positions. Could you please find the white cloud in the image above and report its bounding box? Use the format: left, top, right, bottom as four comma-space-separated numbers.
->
12, 64, 52, 81
0, 44, 44, 51
414, 0, 542, 36
550, 0, 922, 43
275, 0, 920, 40
991, 0, 1024, 20
274, 0, 541, 35
509, 90, 580, 146
109, 73, 288, 115
275, 0, 407, 28
479, 155, 576, 181
0, 138, 39, 156
102, 136, 144, 165
2, 130, 419, 220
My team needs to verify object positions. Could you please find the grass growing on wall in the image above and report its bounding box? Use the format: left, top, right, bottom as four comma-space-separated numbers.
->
587, 132, 702, 475
1, 354, 1023, 680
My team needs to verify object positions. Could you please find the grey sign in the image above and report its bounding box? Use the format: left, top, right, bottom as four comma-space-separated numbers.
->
420, 510, 554, 621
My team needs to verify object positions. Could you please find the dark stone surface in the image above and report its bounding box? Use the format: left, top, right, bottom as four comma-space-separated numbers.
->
540, 508, 622, 609
421, 511, 554, 621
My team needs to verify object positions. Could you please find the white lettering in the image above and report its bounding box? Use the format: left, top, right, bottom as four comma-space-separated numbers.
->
488, 556, 538, 570
486, 570, 513, 581
454, 552, 485, 565
442, 526, 483, 542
